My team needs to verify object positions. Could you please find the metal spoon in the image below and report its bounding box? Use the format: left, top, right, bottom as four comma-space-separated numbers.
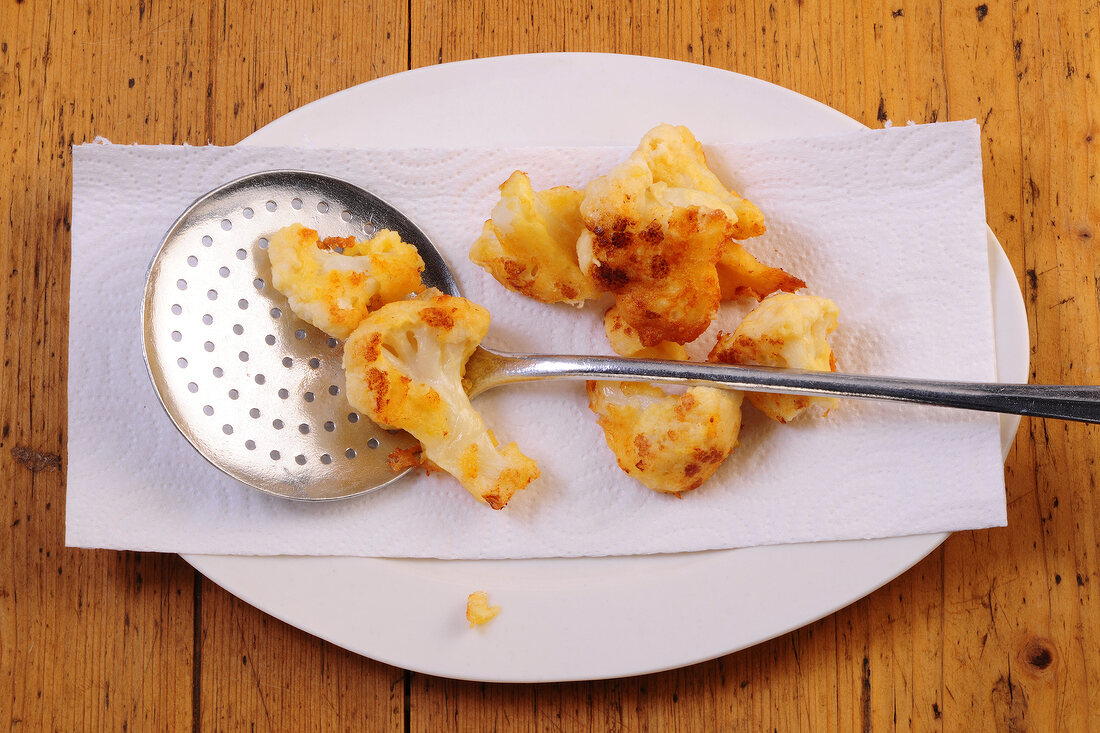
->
143, 170, 1100, 502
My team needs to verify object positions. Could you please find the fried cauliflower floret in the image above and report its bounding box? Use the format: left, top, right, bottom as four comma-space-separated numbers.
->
578, 124, 767, 346
592, 303, 742, 494
466, 591, 501, 628
343, 290, 539, 509
470, 171, 598, 306
636, 124, 766, 240
587, 381, 743, 494
717, 240, 805, 301
708, 293, 840, 423
268, 223, 425, 339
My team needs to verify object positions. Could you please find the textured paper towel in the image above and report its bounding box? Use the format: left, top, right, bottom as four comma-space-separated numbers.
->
66, 121, 1007, 558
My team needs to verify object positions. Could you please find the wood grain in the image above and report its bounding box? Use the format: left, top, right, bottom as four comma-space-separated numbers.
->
2, 0, 1098, 729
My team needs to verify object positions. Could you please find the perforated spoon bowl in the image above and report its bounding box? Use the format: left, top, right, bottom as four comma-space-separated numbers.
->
143, 170, 1100, 502
142, 171, 459, 501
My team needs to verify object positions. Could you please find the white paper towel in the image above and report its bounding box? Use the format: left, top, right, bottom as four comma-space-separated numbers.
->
66, 121, 1007, 558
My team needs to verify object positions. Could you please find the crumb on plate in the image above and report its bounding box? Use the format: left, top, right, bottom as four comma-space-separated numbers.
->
466, 591, 501, 628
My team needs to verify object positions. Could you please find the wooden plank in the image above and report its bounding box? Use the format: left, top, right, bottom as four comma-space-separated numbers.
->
204, 0, 409, 146
194, 2, 409, 730
198, 581, 404, 731
967, 0, 1100, 728
0, 1, 202, 729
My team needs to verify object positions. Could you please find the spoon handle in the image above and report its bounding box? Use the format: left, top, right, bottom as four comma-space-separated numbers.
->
464, 348, 1100, 424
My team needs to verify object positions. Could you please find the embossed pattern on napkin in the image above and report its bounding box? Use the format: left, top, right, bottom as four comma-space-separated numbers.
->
66, 121, 1006, 558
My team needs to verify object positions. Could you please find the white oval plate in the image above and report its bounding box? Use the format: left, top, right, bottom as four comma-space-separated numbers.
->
184, 54, 1028, 683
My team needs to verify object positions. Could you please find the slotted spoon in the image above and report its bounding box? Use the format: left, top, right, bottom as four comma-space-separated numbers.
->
142, 170, 1100, 502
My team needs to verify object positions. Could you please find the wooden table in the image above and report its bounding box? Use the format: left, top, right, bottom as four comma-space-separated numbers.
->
3, 1, 1097, 728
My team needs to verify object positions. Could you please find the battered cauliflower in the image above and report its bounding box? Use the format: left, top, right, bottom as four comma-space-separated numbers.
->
470, 171, 598, 306
717, 240, 805, 301
578, 124, 767, 346
708, 293, 840, 423
587, 381, 743, 494
466, 591, 501, 628
587, 302, 742, 495
343, 290, 539, 509
267, 223, 425, 339
636, 124, 766, 240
